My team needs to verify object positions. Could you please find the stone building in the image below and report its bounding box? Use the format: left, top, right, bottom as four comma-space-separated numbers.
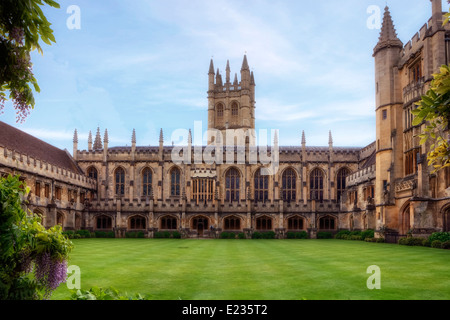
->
1, 1, 449, 240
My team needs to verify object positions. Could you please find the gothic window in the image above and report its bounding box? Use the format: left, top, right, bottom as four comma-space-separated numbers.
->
254, 169, 269, 203
288, 216, 304, 230
115, 167, 125, 196
405, 150, 418, 176
44, 184, 50, 198
161, 216, 177, 230
319, 215, 336, 230
256, 216, 272, 231
170, 167, 181, 196
410, 60, 422, 83
129, 215, 146, 230
217, 104, 224, 118
142, 167, 152, 196
401, 204, 411, 235
224, 216, 241, 230
231, 102, 239, 116
35, 181, 41, 198
87, 166, 98, 181
55, 186, 62, 200
444, 208, 450, 232
97, 215, 112, 230
225, 168, 240, 202
57, 212, 64, 226
282, 168, 296, 202
310, 168, 324, 202
192, 216, 208, 230
192, 178, 214, 204
337, 168, 350, 201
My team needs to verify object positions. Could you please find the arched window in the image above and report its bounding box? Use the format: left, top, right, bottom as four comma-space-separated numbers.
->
161, 216, 177, 230
256, 216, 272, 231
231, 102, 239, 117
115, 167, 125, 196
225, 168, 240, 202
129, 215, 146, 230
310, 168, 324, 202
87, 166, 98, 181
170, 167, 181, 196
57, 212, 64, 226
282, 168, 296, 202
337, 168, 350, 201
444, 208, 450, 232
319, 215, 336, 230
192, 216, 208, 230
254, 169, 269, 203
97, 215, 112, 230
224, 216, 241, 230
142, 168, 152, 196
217, 104, 224, 120
288, 216, 304, 230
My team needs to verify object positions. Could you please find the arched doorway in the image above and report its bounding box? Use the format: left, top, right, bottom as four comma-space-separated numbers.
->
192, 216, 209, 236
443, 207, 450, 232
401, 204, 411, 235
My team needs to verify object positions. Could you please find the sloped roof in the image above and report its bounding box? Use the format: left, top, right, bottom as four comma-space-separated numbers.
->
0, 121, 81, 174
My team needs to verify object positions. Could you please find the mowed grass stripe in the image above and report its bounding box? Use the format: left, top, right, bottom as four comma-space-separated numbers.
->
51, 239, 450, 300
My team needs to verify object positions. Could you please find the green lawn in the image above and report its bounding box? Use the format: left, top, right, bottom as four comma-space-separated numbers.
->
51, 239, 450, 300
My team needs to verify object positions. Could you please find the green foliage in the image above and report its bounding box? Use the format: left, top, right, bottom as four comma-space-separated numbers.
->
238, 232, 246, 239
0, 174, 72, 299
317, 232, 333, 239
286, 231, 309, 239
334, 230, 351, 239
220, 232, 236, 239
361, 229, 375, 240
0, 0, 60, 122
70, 286, 149, 300
75, 230, 91, 238
398, 237, 426, 246
412, 64, 450, 172
154, 231, 180, 239
441, 240, 450, 249
125, 231, 145, 238
94, 231, 115, 238
431, 240, 442, 249
428, 232, 450, 243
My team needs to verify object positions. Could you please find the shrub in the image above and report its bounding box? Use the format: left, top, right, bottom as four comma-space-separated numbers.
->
350, 235, 362, 241
295, 231, 308, 239
76, 230, 91, 238
95, 231, 115, 238
441, 240, 450, 249
376, 238, 385, 243
238, 233, 246, 239
422, 239, 431, 247
399, 237, 425, 246
153, 232, 163, 239
431, 240, 442, 248
364, 237, 376, 242
317, 232, 333, 239
335, 230, 351, 239
252, 232, 262, 239
62, 231, 75, 239
262, 231, 276, 239
361, 229, 375, 240
429, 232, 450, 243
172, 231, 181, 239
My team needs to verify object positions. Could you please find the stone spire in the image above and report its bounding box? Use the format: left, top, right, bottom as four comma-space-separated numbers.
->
93, 127, 102, 150
132, 128, 136, 144
301, 131, 306, 147
241, 54, 250, 71
233, 73, 238, 85
73, 129, 78, 143
209, 58, 215, 75
159, 128, 164, 144
250, 71, 255, 86
373, 6, 403, 55
226, 60, 231, 84
328, 130, 333, 147
103, 129, 109, 144
88, 130, 93, 151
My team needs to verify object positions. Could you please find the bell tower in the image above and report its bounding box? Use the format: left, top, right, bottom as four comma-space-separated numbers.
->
207, 55, 256, 146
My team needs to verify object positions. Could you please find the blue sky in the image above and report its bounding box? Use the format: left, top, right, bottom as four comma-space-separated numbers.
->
1, 0, 449, 152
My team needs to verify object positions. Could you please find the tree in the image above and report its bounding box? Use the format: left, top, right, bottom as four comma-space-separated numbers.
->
412, 9, 450, 172
0, 0, 60, 123
0, 175, 73, 300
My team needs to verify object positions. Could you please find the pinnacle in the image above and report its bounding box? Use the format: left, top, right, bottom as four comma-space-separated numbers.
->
93, 127, 102, 150
104, 129, 109, 144
374, 6, 403, 54
209, 59, 215, 74
73, 129, 78, 143
132, 128, 136, 144
241, 54, 249, 71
